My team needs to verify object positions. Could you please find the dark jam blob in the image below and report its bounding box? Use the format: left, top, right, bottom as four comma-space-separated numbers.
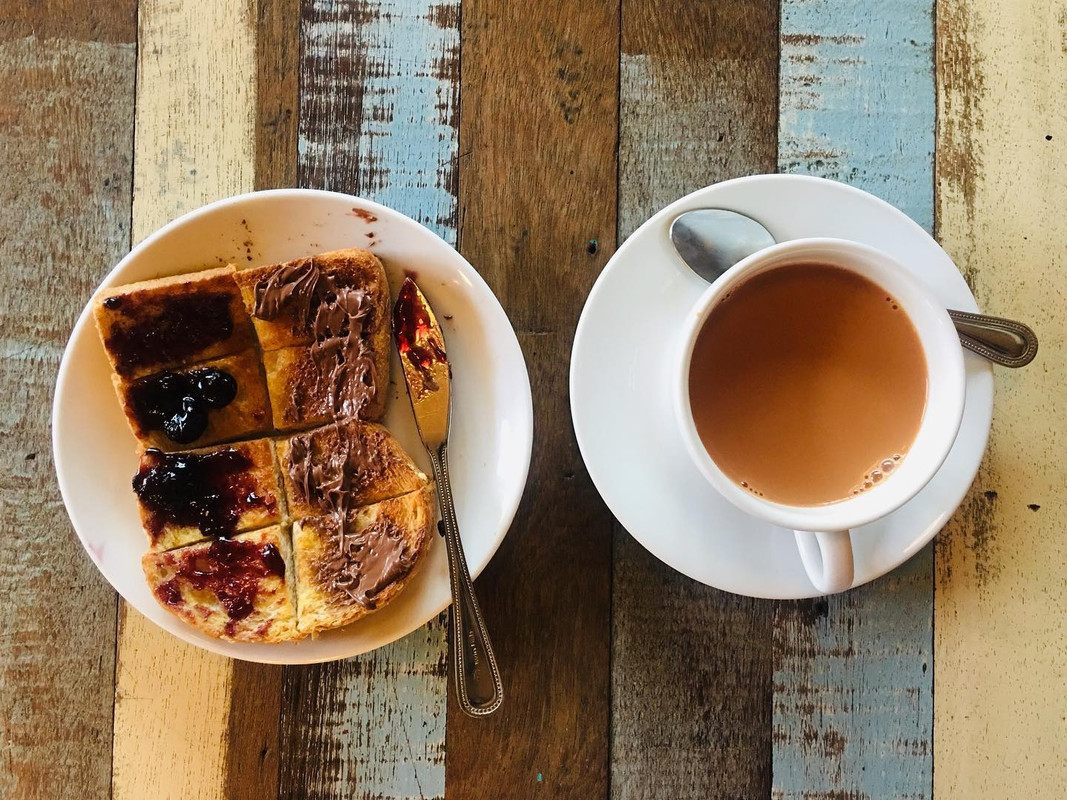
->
158, 539, 285, 631
129, 368, 237, 444
102, 295, 123, 309
392, 278, 447, 385
132, 448, 272, 540
105, 292, 235, 375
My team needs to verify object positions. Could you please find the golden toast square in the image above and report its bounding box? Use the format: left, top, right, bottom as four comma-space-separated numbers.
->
94, 265, 254, 378
234, 248, 389, 351
113, 349, 272, 451
142, 526, 300, 643
263, 341, 387, 431
276, 420, 428, 520
133, 438, 285, 552
292, 485, 435, 635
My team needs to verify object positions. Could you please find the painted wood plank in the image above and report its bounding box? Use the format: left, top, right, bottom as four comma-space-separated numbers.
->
0, 3, 135, 795
773, 2, 936, 797
443, 0, 618, 796
111, 1, 259, 798
611, 2, 779, 797
275, 1, 458, 796
935, 0, 1067, 794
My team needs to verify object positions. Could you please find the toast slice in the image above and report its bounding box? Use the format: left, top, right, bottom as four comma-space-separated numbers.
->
275, 420, 428, 519
263, 341, 386, 430
292, 484, 436, 634
133, 438, 285, 551
94, 265, 254, 378
142, 526, 300, 642
234, 248, 390, 352
113, 349, 272, 451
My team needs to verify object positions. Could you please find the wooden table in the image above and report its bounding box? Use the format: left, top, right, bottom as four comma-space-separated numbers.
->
3, 0, 1064, 797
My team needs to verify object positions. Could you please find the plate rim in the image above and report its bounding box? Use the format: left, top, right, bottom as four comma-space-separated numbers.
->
570, 173, 993, 599
52, 187, 534, 663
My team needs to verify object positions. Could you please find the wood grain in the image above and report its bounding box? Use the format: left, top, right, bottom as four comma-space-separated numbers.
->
611, 1, 778, 797
276, 1, 460, 797
111, 1, 258, 798
773, 2, 935, 797
444, 0, 619, 795
935, 0, 1067, 794
0, 7, 135, 796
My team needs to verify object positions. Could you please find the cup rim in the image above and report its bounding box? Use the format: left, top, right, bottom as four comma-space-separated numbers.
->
674, 236, 967, 532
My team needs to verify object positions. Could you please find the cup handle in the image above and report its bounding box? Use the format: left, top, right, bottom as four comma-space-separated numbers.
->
794, 529, 855, 594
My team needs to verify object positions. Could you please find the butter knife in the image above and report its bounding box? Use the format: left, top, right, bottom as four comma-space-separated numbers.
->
392, 277, 503, 717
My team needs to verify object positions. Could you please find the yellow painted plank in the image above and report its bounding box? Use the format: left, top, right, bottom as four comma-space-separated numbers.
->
111, 1, 257, 798
935, 0, 1067, 794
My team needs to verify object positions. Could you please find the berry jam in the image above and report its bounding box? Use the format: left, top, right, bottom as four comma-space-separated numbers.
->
133, 448, 273, 541
393, 278, 446, 385
129, 367, 238, 443
155, 539, 285, 631
105, 292, 235, 375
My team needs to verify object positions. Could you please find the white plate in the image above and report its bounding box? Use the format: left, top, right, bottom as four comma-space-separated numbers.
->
571, 174, 993, 599
53, 189, 533, 663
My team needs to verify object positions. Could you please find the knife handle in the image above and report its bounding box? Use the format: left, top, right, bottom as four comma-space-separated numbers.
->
428, 444, 503, 717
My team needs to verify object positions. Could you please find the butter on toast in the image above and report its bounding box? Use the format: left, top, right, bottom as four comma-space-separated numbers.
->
133, 438, 285, 551
142, 526, 300, 642
292, 484, 435, 634
276, 420, 428, 519
113, 349, 272, 451
94, 265, 254, 377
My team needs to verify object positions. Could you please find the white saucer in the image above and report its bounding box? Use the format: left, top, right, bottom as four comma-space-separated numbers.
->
570, 175, 993, 598
53, 189, 533, 662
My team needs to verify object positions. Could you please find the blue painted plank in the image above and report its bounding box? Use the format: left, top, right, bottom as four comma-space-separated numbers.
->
279, 1, 459, 797
773, 1, 935, 797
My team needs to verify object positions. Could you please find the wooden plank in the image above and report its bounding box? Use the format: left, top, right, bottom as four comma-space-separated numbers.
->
443, 0, 618, 796
610, 1, 778, 797
0, 4, 135, 795
275, 1, 459, 796
773, 2, 936, 797
111, 1, 258, 798
934, 0, 1067, 794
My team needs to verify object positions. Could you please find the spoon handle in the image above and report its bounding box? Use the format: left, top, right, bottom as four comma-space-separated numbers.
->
949, 310, 1038, 368
428, 444, 504, 717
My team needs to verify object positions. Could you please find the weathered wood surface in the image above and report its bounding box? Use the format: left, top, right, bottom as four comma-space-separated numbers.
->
275, 1, 459, 797
444, 0, 618, 796
0, 3, 135, 798
773, 2, 935, 797
935, 0, 1067, 794
611, 1, 779, 797
111, 1, 259, 798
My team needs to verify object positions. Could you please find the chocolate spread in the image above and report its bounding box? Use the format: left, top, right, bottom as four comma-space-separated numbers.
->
318, 517, 414, 609
253, 258, 378, 419
257, 259, 408, 608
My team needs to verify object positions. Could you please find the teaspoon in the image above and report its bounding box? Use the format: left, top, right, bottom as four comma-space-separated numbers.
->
670, 209, 1038, 368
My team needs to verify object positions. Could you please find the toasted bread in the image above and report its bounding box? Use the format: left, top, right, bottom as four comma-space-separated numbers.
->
292, 484, 435, 634
133, 438, 285, 551
234, 248, 389, 352
276, 420, 428, 519
142, 526, 300, 642
113, 349, 272, 451
94, 265, 254, 377
262, 342, 386, 431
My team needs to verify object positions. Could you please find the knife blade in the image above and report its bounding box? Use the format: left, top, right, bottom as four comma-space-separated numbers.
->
392, 276, 503, 716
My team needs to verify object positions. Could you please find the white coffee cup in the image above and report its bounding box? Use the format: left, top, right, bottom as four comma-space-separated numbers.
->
672, 238, 966, 594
